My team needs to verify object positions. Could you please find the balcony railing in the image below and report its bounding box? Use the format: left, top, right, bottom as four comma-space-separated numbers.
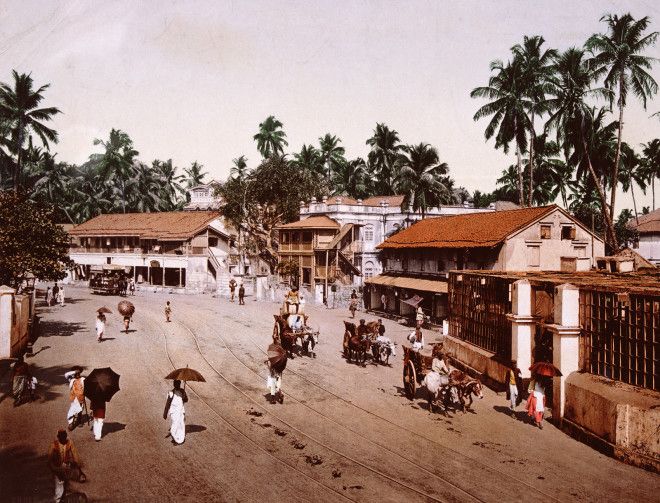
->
279, 242, 314, 252
74, 245, 205, 256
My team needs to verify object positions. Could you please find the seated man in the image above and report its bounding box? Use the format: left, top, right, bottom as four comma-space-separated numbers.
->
284, 286, 300, 314
356, 319, 369, 339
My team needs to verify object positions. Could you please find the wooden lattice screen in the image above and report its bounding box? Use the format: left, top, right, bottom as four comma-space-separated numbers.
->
579, 289, 659, 391
448, 274, 513, 359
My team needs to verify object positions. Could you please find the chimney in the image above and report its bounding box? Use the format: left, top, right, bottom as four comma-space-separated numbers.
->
336, 196, 342, 205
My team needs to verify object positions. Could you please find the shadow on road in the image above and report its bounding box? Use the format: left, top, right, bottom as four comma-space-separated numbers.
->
103, 422, 126, 436
186, 424, 207, 434
0, 444, 51, 501
38, 321, 87, 338
493, 405, 532, 424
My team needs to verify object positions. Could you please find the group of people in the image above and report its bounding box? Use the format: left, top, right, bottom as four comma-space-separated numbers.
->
45, 284, 65, 307
506, 362, 549, 429
228, 278, 246, 305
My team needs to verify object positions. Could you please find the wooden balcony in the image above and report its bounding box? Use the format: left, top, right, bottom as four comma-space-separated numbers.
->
279, 242, 314, 252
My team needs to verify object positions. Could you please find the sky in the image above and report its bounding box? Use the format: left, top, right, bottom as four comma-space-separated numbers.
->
2, 0, 660, 210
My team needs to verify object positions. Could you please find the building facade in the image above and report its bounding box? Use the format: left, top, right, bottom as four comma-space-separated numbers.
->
184, 181, 223, 211
68, 211, 236, 291
299, 195, 493, 283
367, 205, 605, 322
630, 209, 660, 267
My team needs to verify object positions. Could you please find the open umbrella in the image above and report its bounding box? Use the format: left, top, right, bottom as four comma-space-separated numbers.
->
267, 343, 287, 372
97, 306, 112, 314
84, 367, 121, 402
529, 362, 562, 377
117, 300, 135, 317
165, 367, 206, 382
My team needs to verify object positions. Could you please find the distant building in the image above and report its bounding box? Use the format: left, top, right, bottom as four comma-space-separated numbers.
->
298, 195, 493, 283
68, 211, 234, 291
184, 181, 222, 211
629, 209, 660, 267
367, 205, 605, 321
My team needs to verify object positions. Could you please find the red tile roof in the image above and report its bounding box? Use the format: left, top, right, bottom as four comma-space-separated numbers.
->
629, 208, 660, 234
378, 205, 556, 249
326, 196, 359, 205
362, 195, 405, 207
277, 215, 340, 229
69, 211, 221, 240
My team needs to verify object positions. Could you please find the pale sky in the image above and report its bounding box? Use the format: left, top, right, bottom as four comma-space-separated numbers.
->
2, 0, 659, 209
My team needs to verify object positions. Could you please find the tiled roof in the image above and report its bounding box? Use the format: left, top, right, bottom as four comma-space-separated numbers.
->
326, 196, 359, 205
277, 215, 340, 229
629, 208, 660, 234
69, 211, 221, 240
378, 205, 556, 249
362, 195, 405, 207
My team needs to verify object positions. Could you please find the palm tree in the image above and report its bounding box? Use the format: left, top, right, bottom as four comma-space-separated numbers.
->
318, 133, 345, 179
332, 157, 370, 199
291, 144, 323, 176
495, 165, 521, 202
618, 143, 646, 223
32, 153, 77, 222
641, 139, 660, 210
230, 155, 249, 182
184, 161, 207, 188
253, 116, 288, 158
0, 70, 61, 192
394, 143, 452, 218
366, 123, 401, 195
94, 129, 139, 213
586, 13, 659, 223
544, 48, 618, 249
511, 36, 557, 206
471, 59, 531, 206
153, 159, 185, 210
130, 162, 163, 212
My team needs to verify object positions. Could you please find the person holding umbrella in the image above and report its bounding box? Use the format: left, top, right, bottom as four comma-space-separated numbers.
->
526, 362, 561, 429
95, 308, 110, 342
118, 300, 135, 334
163, 380, 188, 445
84, 367, 120, 441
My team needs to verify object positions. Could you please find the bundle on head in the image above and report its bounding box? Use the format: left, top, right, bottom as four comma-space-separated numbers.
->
117, 300, 135, 317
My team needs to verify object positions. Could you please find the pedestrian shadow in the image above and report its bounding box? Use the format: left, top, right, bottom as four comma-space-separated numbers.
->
26, 345, 51, 358
0, 444, 51, 502
493, 405, 529, 424
99, 338, 116, 342
103, 422, 126, 436
38, 320, 87, 338
186, 424, 207, 434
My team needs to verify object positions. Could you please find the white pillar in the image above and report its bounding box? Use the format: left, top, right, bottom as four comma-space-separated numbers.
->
548, 283, 581, 420
507, 280, 537, 378
0, 285, 16, 358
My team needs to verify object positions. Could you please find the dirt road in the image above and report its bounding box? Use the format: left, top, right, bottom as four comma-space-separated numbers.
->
1, 286, 657, 502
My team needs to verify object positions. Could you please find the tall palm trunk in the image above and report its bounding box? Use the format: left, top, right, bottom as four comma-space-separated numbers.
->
516, 145, 524, 206
610, 75, 625, 222
652, 177, 656, 211
631, 183, 639, 225
528, 115, 535, 207
14, 122, 24, 193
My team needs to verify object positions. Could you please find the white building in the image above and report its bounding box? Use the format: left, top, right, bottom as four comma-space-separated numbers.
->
299, 195, 493, 283
184, 181, 223, 211
630, 209, 660, 267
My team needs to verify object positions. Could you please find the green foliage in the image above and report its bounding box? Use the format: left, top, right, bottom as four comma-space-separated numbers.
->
253, 116, 288, 159
0, 191, 71, 288
614, 208, 638, 248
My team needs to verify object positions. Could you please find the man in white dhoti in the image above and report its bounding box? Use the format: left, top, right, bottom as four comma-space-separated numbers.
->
57, 286, 65, 307
65, 369, 85, 430
95, 312, 106, 342
163, 380, 188, 445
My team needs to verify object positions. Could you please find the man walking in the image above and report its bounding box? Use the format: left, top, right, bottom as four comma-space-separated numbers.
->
165, 301, 172, 322
238, 283, 245, 305
90, 398, 106, 441
163, 380, 188, 445
65, 369, 85, 430
229, 278, 237, 302
506, 361, 523, 417
57, 286, 65, 307
52, 284, 60, 306
48, 429, 84, 502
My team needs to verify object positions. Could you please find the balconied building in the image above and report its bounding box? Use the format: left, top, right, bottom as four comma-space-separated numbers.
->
299, 195, 493, 283
68, 211, 236, 291
368, 205, 605, 322
184, 181, 223, 211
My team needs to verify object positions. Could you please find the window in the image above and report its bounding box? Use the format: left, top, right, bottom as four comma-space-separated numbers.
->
281, 232, 289, 244
437, 260, 445, 272
540, 224, 552, 239
561, 226, 576, 240
363, 224, 374, 242
574, 246, 586, 258
527, 245, 540, 267
302, 231, 312, 243
402, 257, 408, 270
364, 261, 374, 279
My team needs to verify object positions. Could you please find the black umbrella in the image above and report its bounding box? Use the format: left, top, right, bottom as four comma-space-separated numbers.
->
84, 367, 121, 402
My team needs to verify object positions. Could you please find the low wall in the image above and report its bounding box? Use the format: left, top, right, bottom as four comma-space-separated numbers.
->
442, 333, 509, 390
563, 372, 660, 472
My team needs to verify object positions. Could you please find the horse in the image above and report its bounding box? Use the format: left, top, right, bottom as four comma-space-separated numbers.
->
371, 338, 396, 365
449, 370, 484, 412
342, 321, 370, 365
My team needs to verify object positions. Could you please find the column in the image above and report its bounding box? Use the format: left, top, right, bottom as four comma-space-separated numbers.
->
507, 280, 537, 378
0, 285, 16, 358
178, 268, 182, 287
547, 283, 581, 420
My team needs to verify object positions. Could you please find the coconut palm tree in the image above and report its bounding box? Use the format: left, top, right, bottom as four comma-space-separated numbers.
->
511, 35, 557, 206
229, 155, 249, 182
331, 157, 370, 199
471, 59, 531, 206
253, 116, 288, 159
495, 165, 522, 202
291, 144, 323, 177
32, 153, 78, 222
394, 143, 452, 218
184, 161, 207, 188
129, 162, 163, 213
641, 139, 660, 210
586, 13, 659, 223
94, 129, 139, 213
543, 48, 618, 249
153, 159, 185, 210
0, 70, 61, 192
318, 133, 345, 179
618, 143, 646, 223
366, 123, 401, 195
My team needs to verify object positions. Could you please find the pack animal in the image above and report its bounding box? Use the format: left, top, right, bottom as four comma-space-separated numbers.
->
449, 370, 484, 412
342, 321, 371, 365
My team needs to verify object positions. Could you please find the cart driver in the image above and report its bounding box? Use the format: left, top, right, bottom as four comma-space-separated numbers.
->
408, 327, 425, 351
284, 286, 300, 314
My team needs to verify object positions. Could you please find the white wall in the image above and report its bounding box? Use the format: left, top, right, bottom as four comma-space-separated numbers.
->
636, 234, 660, 265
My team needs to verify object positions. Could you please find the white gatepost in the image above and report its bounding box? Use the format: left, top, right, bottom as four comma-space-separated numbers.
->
0, 285, 16, 358
507, 280, 537, 378
547, 283, 581, 420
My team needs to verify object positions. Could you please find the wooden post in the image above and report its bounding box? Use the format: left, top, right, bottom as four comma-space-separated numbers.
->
178, 268, 182, 287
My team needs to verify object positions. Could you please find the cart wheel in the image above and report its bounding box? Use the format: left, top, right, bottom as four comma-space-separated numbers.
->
403, 361, 416, 400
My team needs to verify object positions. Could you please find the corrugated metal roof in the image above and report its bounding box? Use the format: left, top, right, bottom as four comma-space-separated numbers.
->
378, 205, 556, 249
365, 274, 448, 293
277, 215, 340, 229
69, 211, 220, 240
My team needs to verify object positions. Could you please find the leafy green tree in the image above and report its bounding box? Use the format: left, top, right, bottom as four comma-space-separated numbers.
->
291, 144, 324, 177
93, 129, 139, 213
152, 159, 185, 211
253, 116, 288, 158
511, 35, 557, 206
0, 191, 71, 288
332, 157, 370, 199
230, 155, 249, 182
614, 208, 637, 247
587, 13, 659, 223
130, 162, 163, 213
471, 190, 497, 208
318, 133, 346, 179
0, 71, 61, 192
366, 123, 401, 195
618, 143, 646, 223
184, 161, 207, 188
32, 154, 78, 223
395, 143, 452, 218
471, 59, 531, 206
495, 165, 521, 203
641, 139, 660, 210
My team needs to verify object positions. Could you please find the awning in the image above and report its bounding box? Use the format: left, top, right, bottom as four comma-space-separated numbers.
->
402, 294, 424, 307
365, 275, 448, 294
